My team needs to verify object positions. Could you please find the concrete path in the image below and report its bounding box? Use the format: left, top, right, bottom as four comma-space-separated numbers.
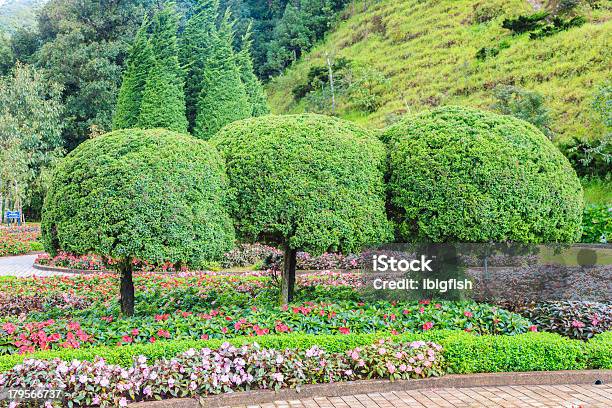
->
0, 254, 66, 277
232, 384, 612, 408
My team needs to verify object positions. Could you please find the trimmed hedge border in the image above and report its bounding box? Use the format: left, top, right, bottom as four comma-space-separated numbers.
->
1, 330, 610, 373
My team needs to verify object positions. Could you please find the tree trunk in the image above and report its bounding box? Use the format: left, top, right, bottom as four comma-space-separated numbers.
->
280, 246, 297, 305
326, 53, 336, 115
119, 260, 135, 316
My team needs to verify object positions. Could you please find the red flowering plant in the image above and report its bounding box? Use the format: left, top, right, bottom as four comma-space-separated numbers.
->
0, 298, 530, 355
0, 225, 41, 256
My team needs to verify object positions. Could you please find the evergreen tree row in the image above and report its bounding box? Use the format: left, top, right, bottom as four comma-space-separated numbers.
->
113, 0, 269, 139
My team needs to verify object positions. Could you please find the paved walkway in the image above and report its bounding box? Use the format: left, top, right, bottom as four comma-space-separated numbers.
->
231, 384, 612, 408
0, 254, 65, 277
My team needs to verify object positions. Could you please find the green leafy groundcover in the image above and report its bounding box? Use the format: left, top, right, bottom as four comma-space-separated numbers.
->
0, 330, 609, 374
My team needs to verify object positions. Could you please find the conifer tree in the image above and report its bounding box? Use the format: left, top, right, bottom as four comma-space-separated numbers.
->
180, 0, 220, 132
237, 24, 270, 117
193, 10, 250, 139
113, 17, 153, 130
138, 5, 188, 133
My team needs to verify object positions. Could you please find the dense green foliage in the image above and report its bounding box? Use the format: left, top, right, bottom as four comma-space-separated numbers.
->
0, 63, 64, 220
137, 6, 188, 133
212, 114, 391, 254
236, 26, 270, 116
0, 330, 607, 373
112, 18, 154, 130
193, 11, 251, 139
385, 106, 584, 243
41, 128, 234, 267
21, 0, 149, 150
581, 204, 611, 243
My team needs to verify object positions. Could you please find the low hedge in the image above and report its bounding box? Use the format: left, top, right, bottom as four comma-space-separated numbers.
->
2, 330, 610, 374
587, 331, 612, 369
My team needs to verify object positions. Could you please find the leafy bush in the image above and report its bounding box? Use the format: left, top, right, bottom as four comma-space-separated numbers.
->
41, 128, 235, 314
559, 137, 611, 178
529, 16, 586, 39
384, 106, 583, 243
502, 11, 550, 34
581, 204, 611, 243
221, 243, 282, 268
212, 114, 391, 302
492, 85, 553, 137
520, 301, 612, 340
0, 339, 442, 406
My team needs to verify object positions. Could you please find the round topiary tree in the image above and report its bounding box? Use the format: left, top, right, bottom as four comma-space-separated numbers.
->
211, 114, 392, 303
384, 105, 583, 243
42, 128, 235, 315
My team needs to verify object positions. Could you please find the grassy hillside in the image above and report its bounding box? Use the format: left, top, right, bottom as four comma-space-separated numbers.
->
266, 0, 611, 141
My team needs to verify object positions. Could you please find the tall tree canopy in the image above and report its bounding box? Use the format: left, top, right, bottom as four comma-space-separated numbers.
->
112, 17, 154, 130
0, 63, 64, 220
193, 9, 251, 139
138, 5, 188, 132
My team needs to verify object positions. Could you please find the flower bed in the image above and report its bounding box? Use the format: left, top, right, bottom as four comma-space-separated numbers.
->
0, 273, 531, 356
0, 299, 530, 355
0, 338, 443, 407
0, 225, 41, 257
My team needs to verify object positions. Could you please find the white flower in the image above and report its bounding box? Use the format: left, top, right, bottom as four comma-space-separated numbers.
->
100, 378, 110, 387
119, 397, 128, 407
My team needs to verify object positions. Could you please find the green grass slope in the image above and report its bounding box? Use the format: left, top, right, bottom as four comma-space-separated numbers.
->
266, 0, 611, 141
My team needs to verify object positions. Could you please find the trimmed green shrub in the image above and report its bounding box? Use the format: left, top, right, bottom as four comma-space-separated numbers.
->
211, 114, 392, 302
385, 106, 583, 243
41, 129, 235, 315
587, 331, 612, 369
1, 330, 602, 374
440, 331, 588, 374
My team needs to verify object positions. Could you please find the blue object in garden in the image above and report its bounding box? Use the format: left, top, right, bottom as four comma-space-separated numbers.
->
5, 211, 21, 226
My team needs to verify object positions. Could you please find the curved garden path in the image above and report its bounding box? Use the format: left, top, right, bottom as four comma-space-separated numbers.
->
0, 254, 67, 277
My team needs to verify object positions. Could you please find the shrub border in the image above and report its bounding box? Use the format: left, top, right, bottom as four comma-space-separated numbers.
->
1, 330, 610, 373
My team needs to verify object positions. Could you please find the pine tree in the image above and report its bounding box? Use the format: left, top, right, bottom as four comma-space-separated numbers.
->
193, 10, 250, 140
138, 5, 188, 133
237, 24, 270, 117
180, 0, 220, 132
113, 17, 153, 130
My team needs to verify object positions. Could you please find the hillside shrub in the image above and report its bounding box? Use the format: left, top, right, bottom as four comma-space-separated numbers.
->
492, 85, 553, 137
41, 129, 235, 315
519, 301, 612, 340
384, 106, 583, 243
212, 114, 391, 303
581, 204, 611, 243
559, 137, 611, 178
502, 11, 549, 34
